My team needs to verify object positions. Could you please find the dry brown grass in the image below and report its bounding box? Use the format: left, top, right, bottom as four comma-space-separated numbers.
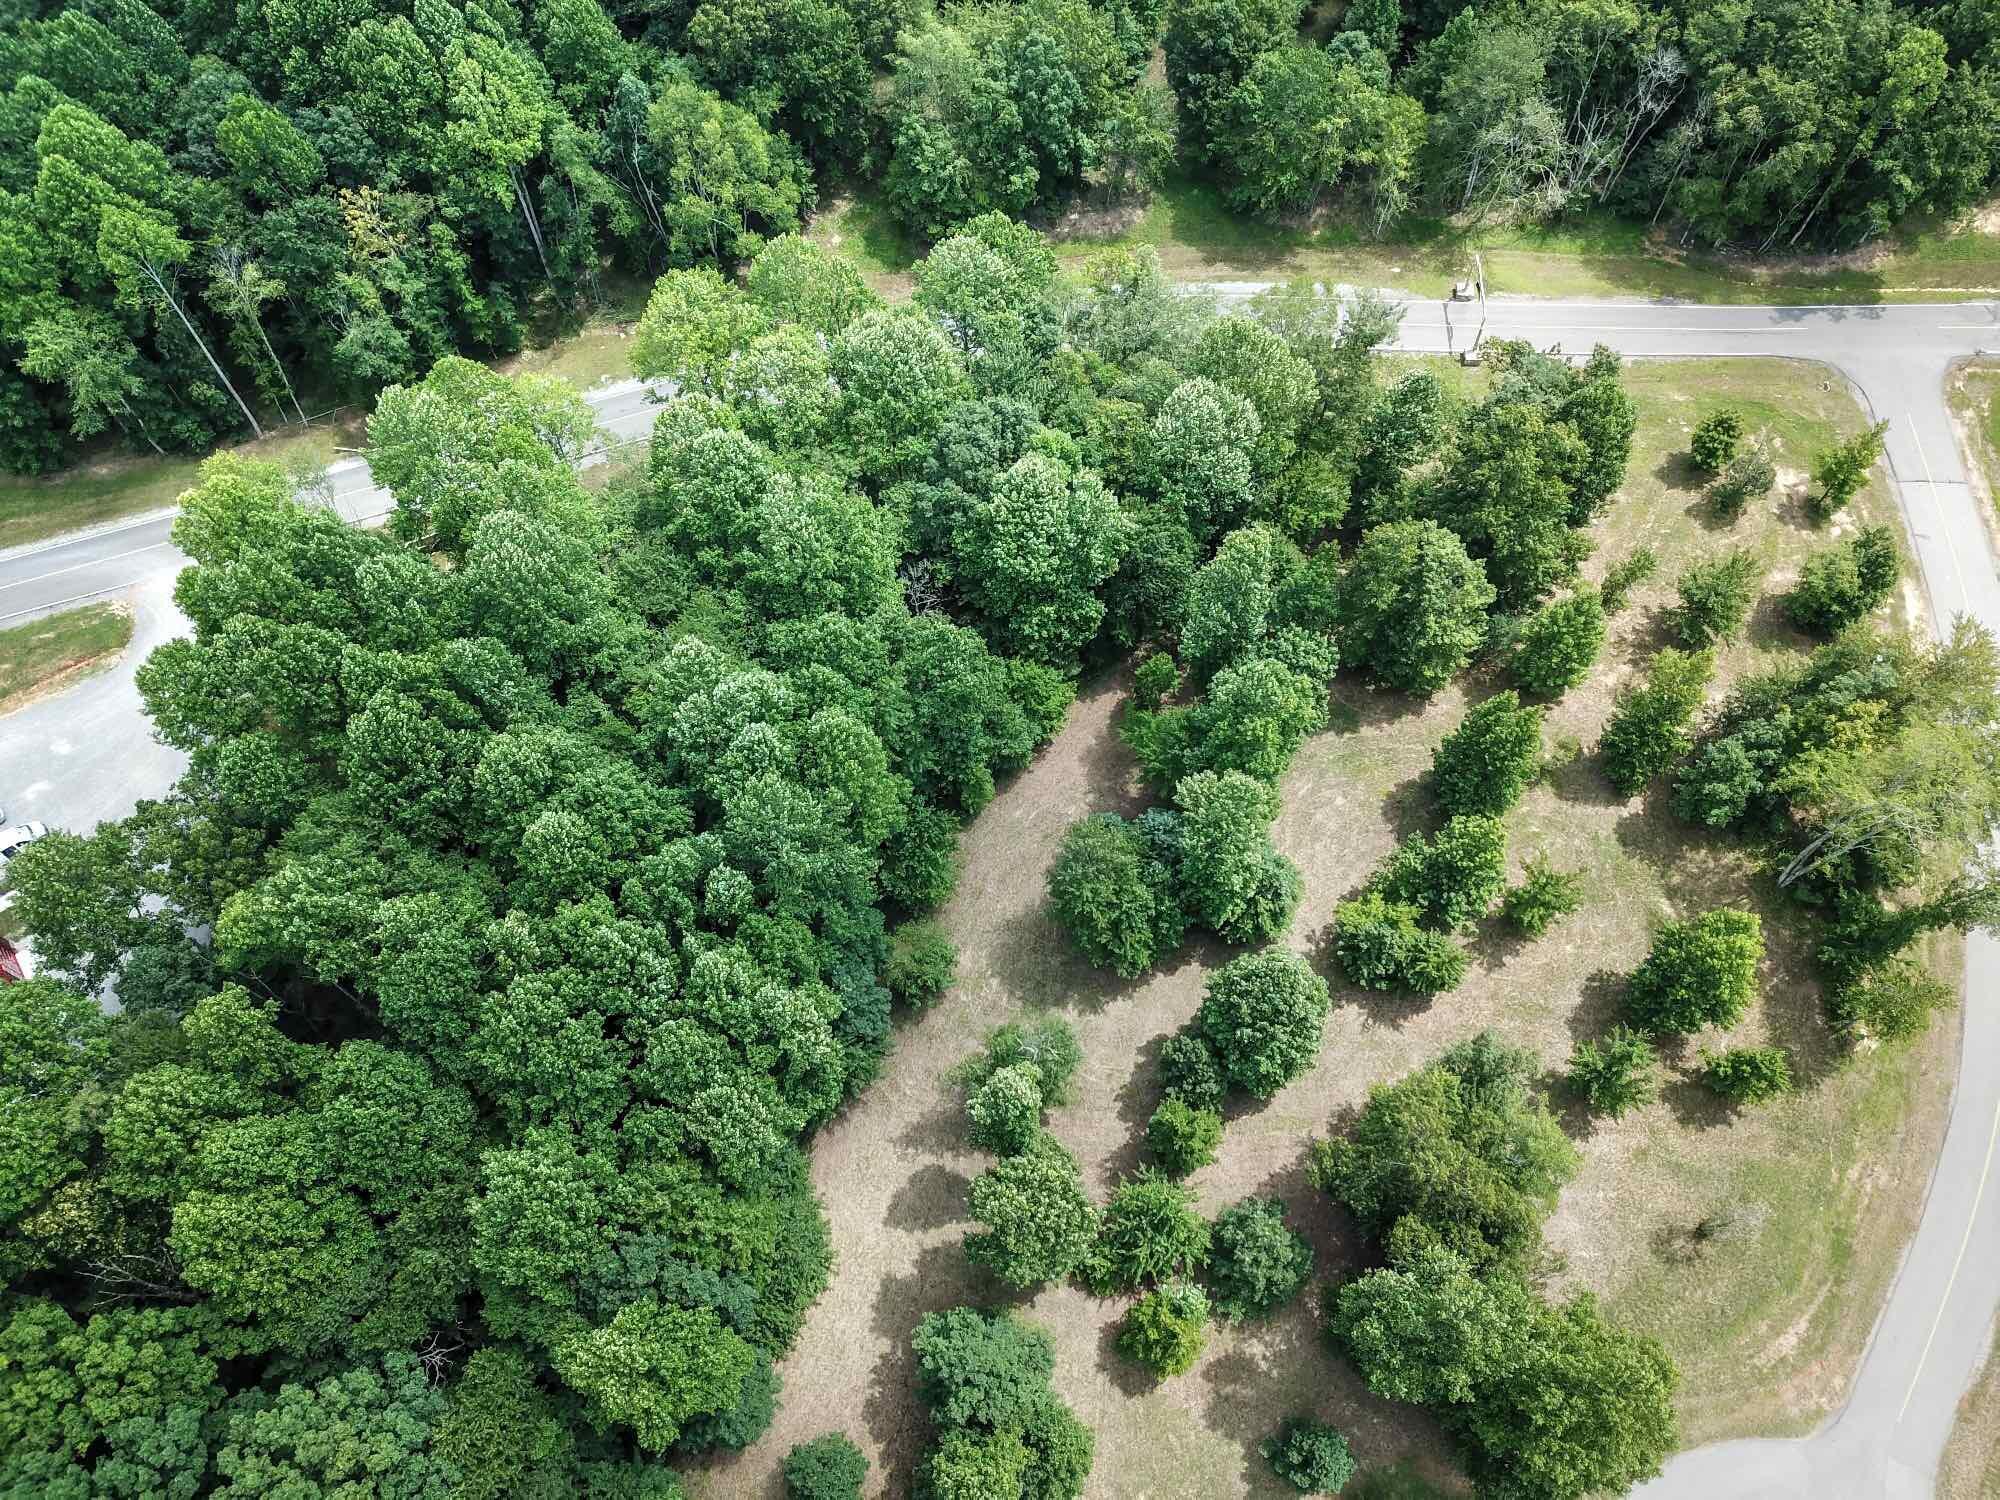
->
680, 359, 1954, 1498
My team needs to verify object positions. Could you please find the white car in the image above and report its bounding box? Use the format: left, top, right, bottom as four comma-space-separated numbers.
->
0, 822, 47, 862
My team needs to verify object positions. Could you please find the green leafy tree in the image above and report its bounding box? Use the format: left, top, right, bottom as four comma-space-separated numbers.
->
1161, 0, 1306, 161
1625, 909, 1764, 1035
1332, 890, 1469, 994
785, 1433, 869, 1500
1689, 409, 1742, 473
1117, 1280, 1211, 1377
1372, 815, 1509, 932
1192, 947, 1332, 1099
1599, 647, 1714, 797
1565, 1027, 1658, 1117
1431, 691, 1543, 817
1810, 420, 1889, 523
1261, 1417, 1356, 1494
1699, 1046, 1792, 1104
1710, 443, 1776, 520
1338, 520, 1497, 694
1671, 549, 1762, 647
1787, 527, 1899, 635
1206, 1196, 1313, 1319
1088, 1169, 1211, 1291
1512, 589, 1606, 697
965, 1132, 1101, 1288
1147, 1095, 1224, 1177
1047, 812, 1184, 976
1500, 856, 1585, 937
1175, 770, 1301, 946
1598, 547, 1658, 615
967, 1064, 1046, 1156
1330, 1244, 1538, 1407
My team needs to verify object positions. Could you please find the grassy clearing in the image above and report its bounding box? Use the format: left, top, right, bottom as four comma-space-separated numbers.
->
0, 600, 135, 713
682, 357, 1950, 1498
1949, 363, 2000, 521
809, 177, 2000, 305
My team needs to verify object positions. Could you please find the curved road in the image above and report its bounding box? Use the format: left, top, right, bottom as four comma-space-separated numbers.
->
3, 302, 1998, 1496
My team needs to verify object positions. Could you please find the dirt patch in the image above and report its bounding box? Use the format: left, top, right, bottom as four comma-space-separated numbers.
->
680, 359, 1951, 1496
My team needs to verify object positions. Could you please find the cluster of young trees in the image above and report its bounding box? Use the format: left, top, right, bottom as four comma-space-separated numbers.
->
909, 1307, 1093, 1499
1318, 1034, 1678, 1500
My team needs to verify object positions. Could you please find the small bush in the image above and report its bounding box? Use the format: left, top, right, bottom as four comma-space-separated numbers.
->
1207, 1197, 1312, 1319
1332, 891, 1469, 994
1809, 419, 1888, 524
1599, 646, 1714, 797
1500, 855, 1584, 938
1710, 443, 1775, 520
885, 920, 957, 1007
1699, 1046, 1792, 1104
1512, 589, 1606, 697
1193, 948, 1333, 1099
1132, 650, 1180, 709
1261, 1417, 1356, 1494
1626, 909, 1763, 1035
1566, 1027, 1658, 1118
1689, 409, 1742, 473
1598, 546, 1658, 615
1826, 957, 1957, 1045
1087, 1169, 1210, 1292
1786, 526, 1899, 635
967, 1064, 1044, 1155
1157, 1030, 1228, 1110
1147, 1096, 1224, 1177
1672, 549, 1762, 648
1373, 815, 1509, 932
784, 1433, 869, 1500
1047, 812, 1183, 977
1117, 1281, 1210, 1377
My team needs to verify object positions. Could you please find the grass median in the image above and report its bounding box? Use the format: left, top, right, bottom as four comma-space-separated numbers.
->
0, 600, 135, 715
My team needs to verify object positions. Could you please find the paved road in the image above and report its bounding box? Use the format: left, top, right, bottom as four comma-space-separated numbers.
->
5, 302, 2000, 1495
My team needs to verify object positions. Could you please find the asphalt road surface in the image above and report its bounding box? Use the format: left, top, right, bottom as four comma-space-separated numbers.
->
5, 302, 2000, 1496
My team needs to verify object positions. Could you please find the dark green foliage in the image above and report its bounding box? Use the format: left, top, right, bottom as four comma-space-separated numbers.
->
887, 921, 958, 1007
1599, 647, 1715, 796
1312, 1032, 1577, 1272
1125, 654, 1330, 788
1566, 1028, 1658, 1118
1206, 1196, 1313, 1319
1338, 519, 1497, 694
1261, 1417, 1356, 1494
1598, 547, 1658, 616
1625, 910, 1764, 1035
1810, 421, 1889, 523
1088, 1169, 1211, 1292
1512, 589, 1606, 697
1332, 890, 1470, 994
1689, 409, 1742, 473
1175, 770, 1303, 946
909, 1305, 1093, 1500
1699, 1046, 1792, 1104
1147, 1096, 1224, 1177
1047, 812, 1185, 976
965, 1133, 1100, 1288
785, 1433, 869, 1500
1133, 651, 1181, 709
1193, 948, 1333, 1099
1430, 691, 1544, 816
1371, 815, 1509, 932
1786, 527, 1900, 634
1158, 1030, 1229, 1110
1672, 549, 1763, 647
1117, 1280, 1211, 1376
1500, 856, 1585, 938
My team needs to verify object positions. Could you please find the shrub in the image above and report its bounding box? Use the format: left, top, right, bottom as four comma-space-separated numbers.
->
1175, 771, 1301, 946
1147, 1096, 1223, 1177
978, 1019, 1083, 1104
1565, 1027, 1658, 1118
1157, 1030, 1228, 1110
1671, 549, 1762, 648
1374, 815, 1509, 932
1132, 651, 1179, 709
1598, 546, 1658, 616
1826, 957, 1957, 1045
1710, 443, 1775, 520
1689, 409, 1742, 473
1117, 1281, 1210, 1377
1786, 526, 1899, 635
1512, 589, 1606, 697
885, 920, 957, 1007
1625, 909, 1763, 1034
1193, 948, 1332, 1099
1087, 1169, 1210, 1292
1047, 813, 1183, 977
1699, 1046, 1792, 1104
1500, 855, 1585, 937
1599, 647, 1714, 797
784, 1433, 868, 1500
965, 1133, 1100, 1288
882, 801, 961, 912
911, 1307, 1056, 1430
1206, 1197, 1312, 1319
1430, 691, 1544, 817
1261, 1417, 1356, 1494
1332, 891, 1469, 994
967, 1064, 1045, 1155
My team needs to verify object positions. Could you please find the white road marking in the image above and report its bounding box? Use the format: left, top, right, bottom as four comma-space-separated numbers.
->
1908, 414, 1972, 614
1898, 1087, 2000, 1423
0, 583, 143, 625
0, 541, 178, 594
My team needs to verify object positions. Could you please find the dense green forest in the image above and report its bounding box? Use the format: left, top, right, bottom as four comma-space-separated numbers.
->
3, 0, 1997, 473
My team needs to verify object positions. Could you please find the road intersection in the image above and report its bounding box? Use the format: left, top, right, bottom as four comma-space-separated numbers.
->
3, 298, 1998, 1496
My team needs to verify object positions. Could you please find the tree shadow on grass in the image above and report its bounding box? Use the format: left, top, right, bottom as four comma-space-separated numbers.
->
982, 898, 1149, 1013
1093, 1311, 1159, 1399
862, 1239, 984, 1495
884, 1162, 972, 1233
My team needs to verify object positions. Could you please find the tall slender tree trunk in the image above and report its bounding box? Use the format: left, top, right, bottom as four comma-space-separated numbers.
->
513, 167, 552, 279
141, 260, 264, 440
251, 314, 308, 425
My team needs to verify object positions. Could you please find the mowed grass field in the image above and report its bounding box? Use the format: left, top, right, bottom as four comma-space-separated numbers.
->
682, 358, 1956, 1499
